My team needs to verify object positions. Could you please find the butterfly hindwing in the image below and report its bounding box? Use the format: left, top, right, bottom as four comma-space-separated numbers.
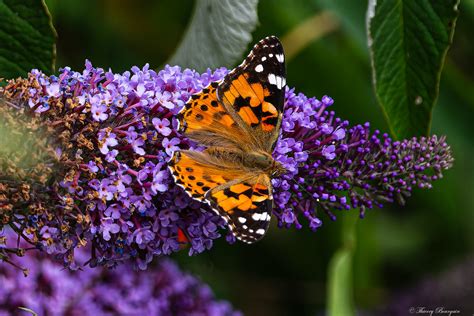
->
168, 150, 274, 244
217, 36, 286, 151
206, 174, 273, 244
168, 150, 243, 201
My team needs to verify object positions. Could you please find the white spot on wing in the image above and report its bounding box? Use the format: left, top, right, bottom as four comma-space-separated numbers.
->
268, 73, 286, 89
252, 212, 269, 221
255, 64, 264, 72
256, 229, 265, 235
276, 76, 282, 89
261, 56, 267, 61
276, 54, 284, 63
238, 217, 247, 223
268, 73, 276, 85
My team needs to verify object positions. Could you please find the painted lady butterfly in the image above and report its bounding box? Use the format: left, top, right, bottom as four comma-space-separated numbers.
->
169, 36, 287, 243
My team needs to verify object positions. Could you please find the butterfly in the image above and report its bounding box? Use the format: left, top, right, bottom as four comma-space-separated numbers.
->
169, 36, 287, 243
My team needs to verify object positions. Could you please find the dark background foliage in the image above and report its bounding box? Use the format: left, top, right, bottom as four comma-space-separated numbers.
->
2, 0, 473, 315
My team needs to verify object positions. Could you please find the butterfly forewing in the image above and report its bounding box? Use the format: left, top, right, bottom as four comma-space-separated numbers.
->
177, 81, 253, 150
217, 36, 286, 151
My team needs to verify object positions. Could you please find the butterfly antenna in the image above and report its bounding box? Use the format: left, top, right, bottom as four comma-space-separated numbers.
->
305, 144, 332, 155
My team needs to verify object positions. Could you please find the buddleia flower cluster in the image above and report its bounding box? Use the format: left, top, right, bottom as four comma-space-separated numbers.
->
0, 232, 239, 316
0, 62, 453, 269
272, 90, 453, 229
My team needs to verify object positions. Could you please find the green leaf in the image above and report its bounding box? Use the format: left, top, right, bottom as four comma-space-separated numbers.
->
168, 0, 259, 72
0, 0, 56, 79
367, 0, 459, 139
327, 215, 357, 316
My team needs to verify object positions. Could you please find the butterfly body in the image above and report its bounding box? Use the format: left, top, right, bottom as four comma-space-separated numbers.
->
204, 147, 286, 176
169, 36, 287, 243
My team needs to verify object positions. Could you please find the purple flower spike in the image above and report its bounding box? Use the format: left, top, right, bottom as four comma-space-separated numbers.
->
271, 88, 453, 228
0, 63, 453, 269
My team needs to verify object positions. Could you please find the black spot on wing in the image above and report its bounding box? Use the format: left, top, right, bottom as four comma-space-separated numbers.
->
233, 96, 251, 110
195, 114, 203, 121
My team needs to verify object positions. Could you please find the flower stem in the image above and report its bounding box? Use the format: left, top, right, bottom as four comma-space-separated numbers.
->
327, 214, 357, 316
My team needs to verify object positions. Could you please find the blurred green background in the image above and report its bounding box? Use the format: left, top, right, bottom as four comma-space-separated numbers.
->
42, 0, 474, 315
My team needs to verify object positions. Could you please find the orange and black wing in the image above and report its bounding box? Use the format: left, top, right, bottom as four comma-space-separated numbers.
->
206, 174, 273, 244
217, 36, 286, 152
177, 81, 253, 151
168, 151, 273, 243
168, 150, 243, 201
